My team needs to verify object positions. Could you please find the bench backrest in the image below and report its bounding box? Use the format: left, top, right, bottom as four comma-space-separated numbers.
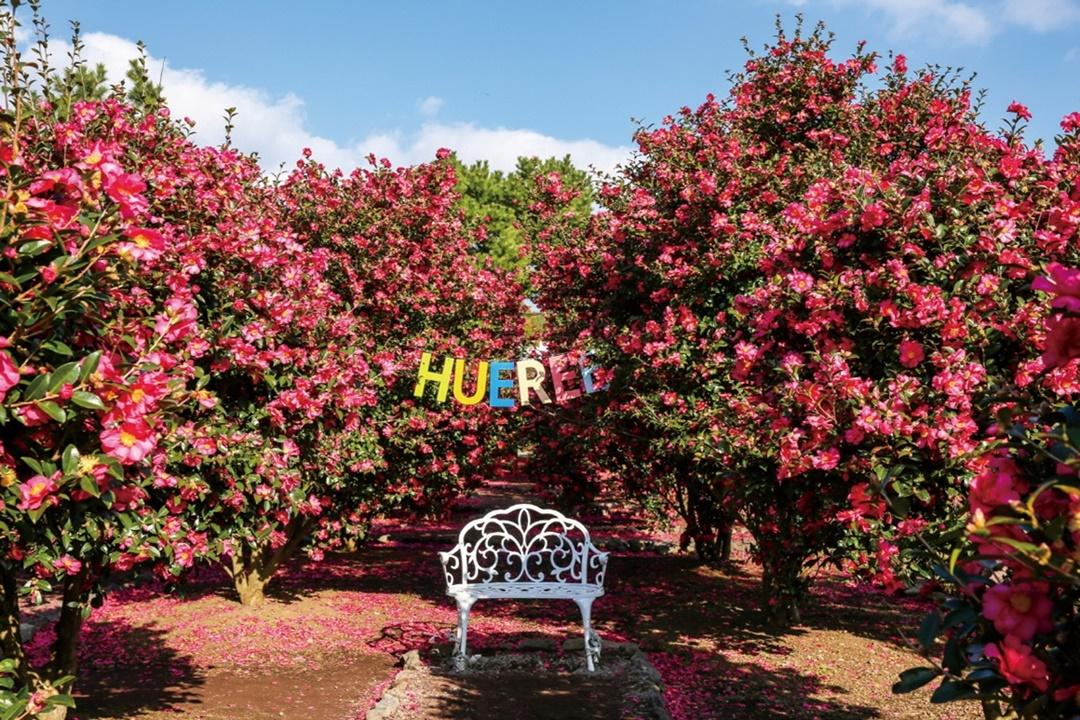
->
442, 503, 606, 587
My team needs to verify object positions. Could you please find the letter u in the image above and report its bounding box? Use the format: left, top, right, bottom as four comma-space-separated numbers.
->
453, 359, 489, 405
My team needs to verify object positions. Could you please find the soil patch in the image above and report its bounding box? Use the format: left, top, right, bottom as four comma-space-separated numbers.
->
74, 652, 395, 720
370, 644, 667, 720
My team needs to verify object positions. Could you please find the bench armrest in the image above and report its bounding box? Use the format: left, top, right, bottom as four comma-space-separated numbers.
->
439, 546, 462, 588
587, 545, 610, 587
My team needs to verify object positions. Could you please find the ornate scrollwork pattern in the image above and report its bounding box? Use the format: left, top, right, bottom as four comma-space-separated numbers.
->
439, 504, 609, 589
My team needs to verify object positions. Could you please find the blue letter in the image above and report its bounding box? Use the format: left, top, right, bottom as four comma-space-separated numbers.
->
488, 361, 516, 408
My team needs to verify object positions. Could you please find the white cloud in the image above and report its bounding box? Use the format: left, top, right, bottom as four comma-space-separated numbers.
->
793, 0, 1079, 44
35, 32, 629, 175
857, 0, 994, 44
417, 95, 444, 117
1002, 0, 1080, 31
372, 122, 633, 176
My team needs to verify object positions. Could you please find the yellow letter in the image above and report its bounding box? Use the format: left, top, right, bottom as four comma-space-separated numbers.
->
414, 352, 453, 402
453, 358, 489, 405
516, 359, 551, 406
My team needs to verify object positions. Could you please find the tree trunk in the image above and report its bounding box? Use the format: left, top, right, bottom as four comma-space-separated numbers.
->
0, 566, 28, 683
718, 526, 733, 564
761, 557, 806, 630
232, 565, 269, 606
980, 699, 1006, 720
225, 517, 312, 606
48, 571, 87, 688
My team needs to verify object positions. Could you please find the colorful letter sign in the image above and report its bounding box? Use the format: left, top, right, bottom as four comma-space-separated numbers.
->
413, 352, 605, 407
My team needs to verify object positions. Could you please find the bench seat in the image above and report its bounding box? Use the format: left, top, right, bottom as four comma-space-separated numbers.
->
445, 581, 605, 601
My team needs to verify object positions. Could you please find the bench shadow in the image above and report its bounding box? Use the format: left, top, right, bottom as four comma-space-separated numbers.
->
390, 633, 882, 720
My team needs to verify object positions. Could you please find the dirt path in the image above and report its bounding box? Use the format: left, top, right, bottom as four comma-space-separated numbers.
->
62, 467, 980, 720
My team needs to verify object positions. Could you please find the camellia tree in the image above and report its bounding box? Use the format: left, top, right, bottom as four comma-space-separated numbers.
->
531, 21, 1080, 624
895, 141, 1080, 719
154, 148, 527, 606
0, 6, 225, 716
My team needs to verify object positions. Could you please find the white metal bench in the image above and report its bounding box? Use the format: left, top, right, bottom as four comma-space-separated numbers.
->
439, 503, 610, 671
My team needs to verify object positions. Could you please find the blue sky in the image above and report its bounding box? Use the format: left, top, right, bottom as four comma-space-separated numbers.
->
25, 0, 1080, 173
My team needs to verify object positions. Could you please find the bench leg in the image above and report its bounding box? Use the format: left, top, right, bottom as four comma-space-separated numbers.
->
453, 597, 475, 669
574, 597, 600, 671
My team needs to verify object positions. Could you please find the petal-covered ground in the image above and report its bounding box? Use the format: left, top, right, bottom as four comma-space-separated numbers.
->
38, 480, 979, 719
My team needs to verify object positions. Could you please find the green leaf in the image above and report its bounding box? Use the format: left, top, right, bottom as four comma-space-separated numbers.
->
48, 361, 80, 391
78, 473, 101, 498
930, 680, 978, 703
27, 505, 48, 524
893, 667, 939, 694
917, 612, 941, 650
71, 391, 105, 411
36, 401, 66, 423
18, 239, 52, 256
23, 373, 49, 401
61, 445, 81, 475
0, 699, 29, 720
41, 340, 73, 356
943, 605, 977, 628
47, 694, 75, 709
1067, 423, 1080, 450
19, 456, 43, 474
79, 351, 102, 382
942, 638, 965, 675
948, 547, 961, 575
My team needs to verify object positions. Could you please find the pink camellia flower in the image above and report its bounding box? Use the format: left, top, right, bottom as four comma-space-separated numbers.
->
102, 169, 148, 219
17, 474, 59, 511
898, 340, 925, 368
117, 227, 166, 262
1007, 101, 1032, 122
154, 297, 198, 342
54, 555, 82, 575
100, 420, 156, 464
969, 460, 1022, 514
1042, 315, 1080, 369
14, 404, 51, 427
787, 270, 814, 294
811, 447, 840, 470
26, 689, 50, 714
1032, 263, 1080, 313
1063, 112, 1080, 133
985, 635, 1049, 691
860, 202, 887, 231
173, 542, 194, 568
110, 484, 148, 511
982, 582, 1054, 641
39, 265, 57, 284
0, 350, 20, 401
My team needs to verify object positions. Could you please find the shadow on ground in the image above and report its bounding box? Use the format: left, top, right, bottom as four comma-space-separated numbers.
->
70, 619, 204, 719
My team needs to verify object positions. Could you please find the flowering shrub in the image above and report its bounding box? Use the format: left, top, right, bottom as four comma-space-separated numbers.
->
150, 149, 526, 605
0, 8, 216, 712
531, 22, 1080, 624
897, 260, 1080, 718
